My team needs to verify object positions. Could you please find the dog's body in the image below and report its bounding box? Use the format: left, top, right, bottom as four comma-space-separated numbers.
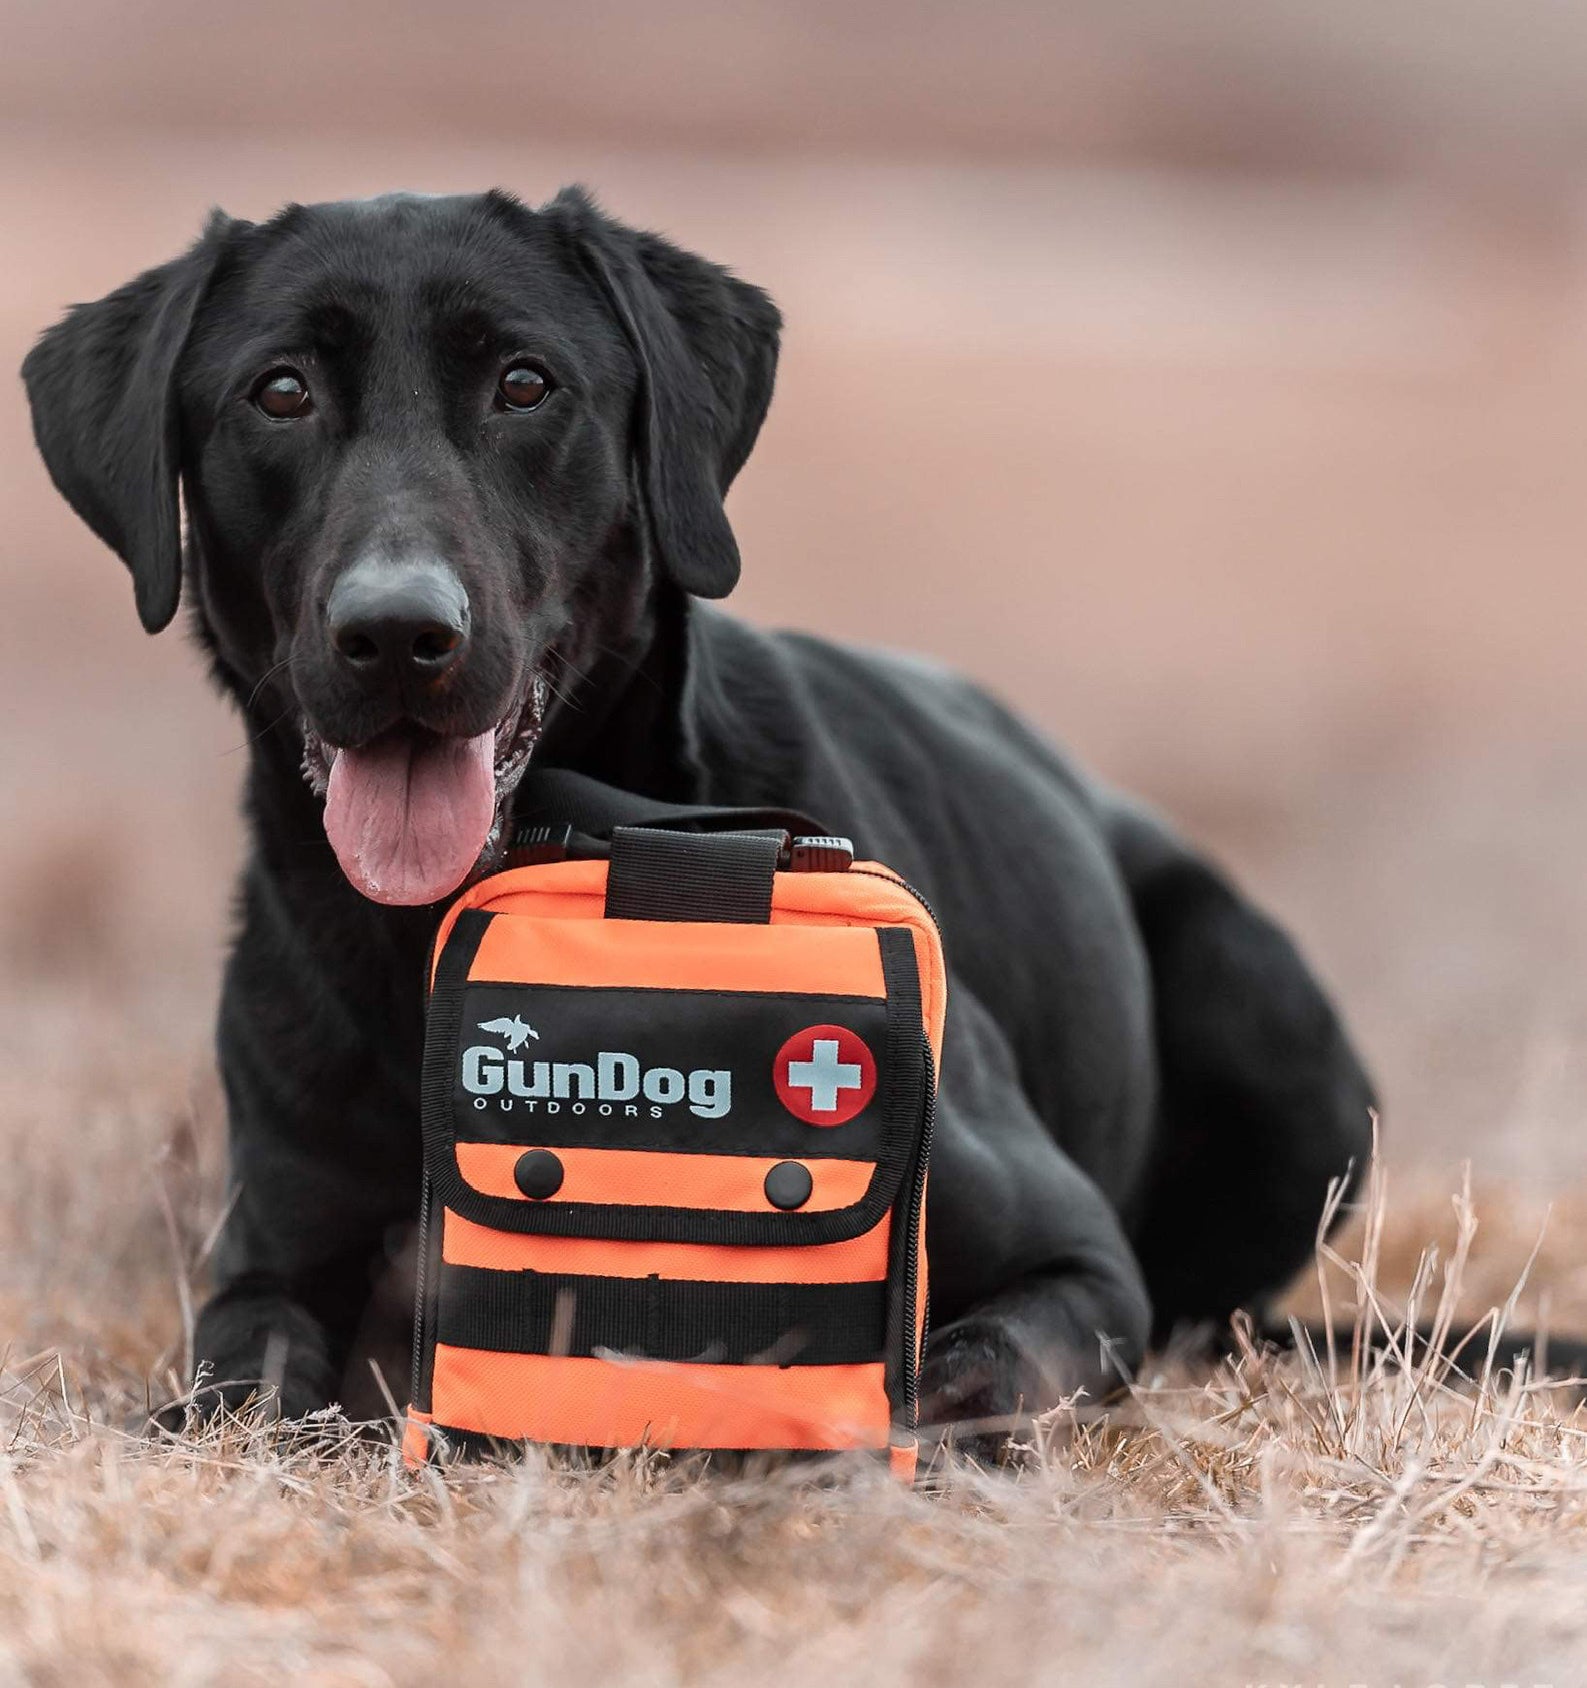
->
23, 189, 1374, 1438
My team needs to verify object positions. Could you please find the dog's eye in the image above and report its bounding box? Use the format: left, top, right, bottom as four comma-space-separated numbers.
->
497, 364, 552, 412
253, 370, 313, 420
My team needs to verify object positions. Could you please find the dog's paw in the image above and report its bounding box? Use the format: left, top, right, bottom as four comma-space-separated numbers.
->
154, 1285, 343, 1438
138, 1346, 338, 1439
917, 1314, 1041, 1465
138, 1368, 339, 1439
137, 1378, 272, 1439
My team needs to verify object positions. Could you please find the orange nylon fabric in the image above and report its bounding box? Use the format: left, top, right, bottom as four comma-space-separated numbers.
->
402, 1409, 433, 1467
470, 912, 888, 1001
454, 1141, 877, 1213
889, 1441, 919, 1481
431, 858, 945, 1064
429, 1345, 893, 1450
441, 1208, 892, 1283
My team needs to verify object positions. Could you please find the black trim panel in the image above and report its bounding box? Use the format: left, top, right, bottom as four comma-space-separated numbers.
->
451, 981, 892, 1160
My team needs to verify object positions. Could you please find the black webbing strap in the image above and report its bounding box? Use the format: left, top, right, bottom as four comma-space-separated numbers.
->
515, 766, 823, 841
436, 1263, 888, 1367
604, 826, 784, 924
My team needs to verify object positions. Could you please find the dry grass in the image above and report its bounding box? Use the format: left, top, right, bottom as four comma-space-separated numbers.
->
6, 998, 1587, 1688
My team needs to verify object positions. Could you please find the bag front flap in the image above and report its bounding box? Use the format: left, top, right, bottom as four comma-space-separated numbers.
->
421, 878, 933, 1247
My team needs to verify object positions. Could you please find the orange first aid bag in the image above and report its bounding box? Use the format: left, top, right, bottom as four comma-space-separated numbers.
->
404, 776, 945, 1478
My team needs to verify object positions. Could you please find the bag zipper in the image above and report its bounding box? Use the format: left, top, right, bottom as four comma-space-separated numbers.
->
900, 1036, 936, 1428
848, 866, 940, 1432
410, 1172, 437, 1413
846, 865, 941, 933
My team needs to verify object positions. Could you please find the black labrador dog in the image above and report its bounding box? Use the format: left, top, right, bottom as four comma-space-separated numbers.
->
22, 188, 1375, 1440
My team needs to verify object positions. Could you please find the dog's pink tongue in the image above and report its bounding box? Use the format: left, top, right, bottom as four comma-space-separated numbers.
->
324, 729, 496, 905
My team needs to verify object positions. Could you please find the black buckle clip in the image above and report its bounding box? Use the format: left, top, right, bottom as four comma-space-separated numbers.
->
504, 823, 575, 868
783, 834, 855, 873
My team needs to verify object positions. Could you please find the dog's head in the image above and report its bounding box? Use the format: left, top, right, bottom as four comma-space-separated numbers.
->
22, 188, 779, 904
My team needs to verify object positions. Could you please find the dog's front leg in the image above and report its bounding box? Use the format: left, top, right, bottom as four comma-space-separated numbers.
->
161, 881, 425, 1429
916, 982, 1152, 1458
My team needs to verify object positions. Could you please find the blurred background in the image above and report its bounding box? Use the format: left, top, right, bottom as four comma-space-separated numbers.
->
5, 0, 1587, 1320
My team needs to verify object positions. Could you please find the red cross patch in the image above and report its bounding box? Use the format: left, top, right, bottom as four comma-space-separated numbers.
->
773, 1025, 878, 1126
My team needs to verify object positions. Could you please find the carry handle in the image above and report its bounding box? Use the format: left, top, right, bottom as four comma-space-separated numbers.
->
511, 766, 824, 841
605, 827, 786, 923
504, 769, 854, 913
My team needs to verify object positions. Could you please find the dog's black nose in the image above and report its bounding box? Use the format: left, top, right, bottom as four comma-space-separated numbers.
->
327, 559, 470, 684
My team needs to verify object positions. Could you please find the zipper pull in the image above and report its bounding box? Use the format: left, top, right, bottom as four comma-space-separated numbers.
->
784, 835, 854, 873
504, 823, 574, 867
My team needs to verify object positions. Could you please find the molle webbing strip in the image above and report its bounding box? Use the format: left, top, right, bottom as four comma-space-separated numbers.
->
428, 1347, 892, 1450
439, 1208, 892, 1284
435, 1263, 887, 1367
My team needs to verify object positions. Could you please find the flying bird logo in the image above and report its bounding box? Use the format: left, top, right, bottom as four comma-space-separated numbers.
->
477, 1016, 540, 1052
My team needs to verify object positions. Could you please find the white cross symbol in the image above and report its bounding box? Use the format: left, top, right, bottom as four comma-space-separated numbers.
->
786, 1038, 863, 1113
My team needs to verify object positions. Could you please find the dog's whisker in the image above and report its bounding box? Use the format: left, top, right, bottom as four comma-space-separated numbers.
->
221, 705, 297, 758
242, 654, 298, 715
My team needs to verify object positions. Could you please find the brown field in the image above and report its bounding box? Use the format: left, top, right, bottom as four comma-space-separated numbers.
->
10, 5, 1587, 1681
9, 1141, 1587, 1685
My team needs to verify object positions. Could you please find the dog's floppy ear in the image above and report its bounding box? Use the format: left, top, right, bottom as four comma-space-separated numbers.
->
21, 210, 238, 633
542, 185, 781, 599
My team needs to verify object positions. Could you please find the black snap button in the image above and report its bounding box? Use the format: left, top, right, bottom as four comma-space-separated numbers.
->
513, 1148, 564, 1200
764, 1160, 814, 1211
